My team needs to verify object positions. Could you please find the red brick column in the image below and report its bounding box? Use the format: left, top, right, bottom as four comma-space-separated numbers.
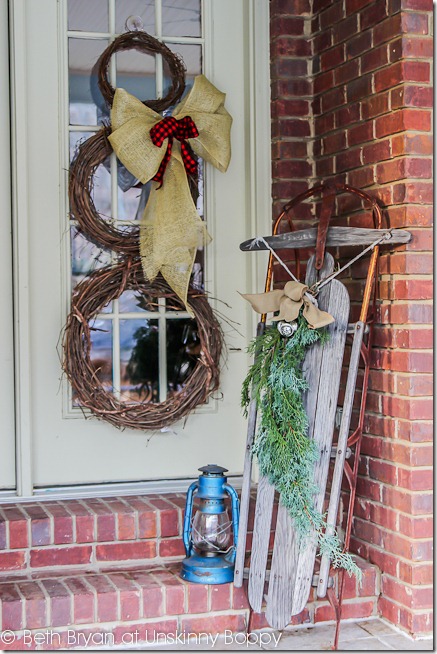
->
270, 0, 433, 637
270, 0, 314, 220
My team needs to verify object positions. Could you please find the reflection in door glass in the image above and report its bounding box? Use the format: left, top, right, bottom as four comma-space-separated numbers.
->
116, 49, 156, 102
121, 319, 160, 403
164, 43, 202, 100
117, 180, 148, 221
69, 38, 109, 126
166, 319, 200, 396
72, 318, 113, 405
119, 289, 157, 313
68, 0, 109, 32
70, 227, 112, 290
162, 0, 201, 37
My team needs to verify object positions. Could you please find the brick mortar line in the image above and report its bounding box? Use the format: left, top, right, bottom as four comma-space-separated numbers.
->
370, 346, 434, 352
315, 107, 433, 119
356, 482, 433, 497
355, 475, 433, 495
373, 322, 433, 327
354, 499, 434, 520
352, 538, 433, 562
354, 506, 433, 524
379, 298, 433, 304
377, 594, 434, 615
381, 573, 432, 590
364, 434, 433, 444
366, 390, 433, 400
359, 457, 433, 472
368, 274, 431, 281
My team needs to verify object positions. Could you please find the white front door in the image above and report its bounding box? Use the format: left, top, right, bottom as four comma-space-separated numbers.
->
10, 0, 270, 494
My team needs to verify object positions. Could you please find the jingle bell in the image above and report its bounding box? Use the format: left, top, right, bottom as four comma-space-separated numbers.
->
277, 320, 298, 338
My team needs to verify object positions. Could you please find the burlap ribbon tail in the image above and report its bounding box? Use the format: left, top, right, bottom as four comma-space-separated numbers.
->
109, 74, 232, 314
241, 281, 334, 329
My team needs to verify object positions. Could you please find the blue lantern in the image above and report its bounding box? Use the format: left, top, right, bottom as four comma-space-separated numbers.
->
181, 464, 240, 584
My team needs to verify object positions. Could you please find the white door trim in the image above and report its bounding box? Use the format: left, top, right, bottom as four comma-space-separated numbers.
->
6, 0, 271, 501
0, 0, 16, 491
9, 0, 33, 497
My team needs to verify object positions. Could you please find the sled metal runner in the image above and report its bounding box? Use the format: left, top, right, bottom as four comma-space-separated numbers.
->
234, 183, 411, 649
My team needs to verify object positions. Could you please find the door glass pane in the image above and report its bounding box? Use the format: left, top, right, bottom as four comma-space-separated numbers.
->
71, 227, 112, 289
69, 38, 109, 126
115, 0, 155, 35
162, 0, 201, 38
69, 132, 112, 217
72, 318, 113, 404
120, 319, 159, 403
167, 319, 200, 396
68, 0, 109, 32
119, 289, 158, 313
116, 49, 156, 103
164, 43, 202, 97
118, 179, 149, 221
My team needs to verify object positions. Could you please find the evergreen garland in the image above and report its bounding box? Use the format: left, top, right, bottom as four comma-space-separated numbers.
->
242, 313, 361, 581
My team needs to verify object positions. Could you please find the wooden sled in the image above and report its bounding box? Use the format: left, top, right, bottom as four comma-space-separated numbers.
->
234, 183, 411, 647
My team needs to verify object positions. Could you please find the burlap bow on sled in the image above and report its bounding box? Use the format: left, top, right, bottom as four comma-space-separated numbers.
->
241, 281, 334, 329
109, 75, 232, 314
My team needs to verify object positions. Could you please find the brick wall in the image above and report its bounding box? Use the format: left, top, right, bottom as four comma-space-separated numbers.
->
270, 0, 433, 637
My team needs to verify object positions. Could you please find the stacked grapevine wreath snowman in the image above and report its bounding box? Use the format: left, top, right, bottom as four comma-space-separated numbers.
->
64, 31, 232, 430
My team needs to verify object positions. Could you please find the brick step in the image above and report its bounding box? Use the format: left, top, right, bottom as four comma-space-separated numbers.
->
0, 495, 189, 576
0, 558, 379, 650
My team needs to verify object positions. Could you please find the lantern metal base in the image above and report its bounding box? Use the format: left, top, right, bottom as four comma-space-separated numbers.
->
180, 552, 235, 584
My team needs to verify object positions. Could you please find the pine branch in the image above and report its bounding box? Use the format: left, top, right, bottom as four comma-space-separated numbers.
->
242, 313, 360, 579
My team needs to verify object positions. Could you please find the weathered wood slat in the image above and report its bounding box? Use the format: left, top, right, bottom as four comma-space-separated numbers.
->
317, 320, 365, 598
265, 502, 300, 626
234, 322, 265, 588
291, 279, 349, 617
265, 254, 350, 628
240, 227, 411, 251
247, 477, 275, 611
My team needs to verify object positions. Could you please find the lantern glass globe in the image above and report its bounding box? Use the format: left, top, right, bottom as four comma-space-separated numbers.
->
192, 505, 232, 554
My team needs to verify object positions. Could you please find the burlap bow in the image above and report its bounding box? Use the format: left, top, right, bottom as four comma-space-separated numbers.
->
241, 281, 334, 329
109, 75, 232, 314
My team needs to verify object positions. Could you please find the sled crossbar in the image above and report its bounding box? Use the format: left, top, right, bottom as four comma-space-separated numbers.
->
240, 226, 410, 251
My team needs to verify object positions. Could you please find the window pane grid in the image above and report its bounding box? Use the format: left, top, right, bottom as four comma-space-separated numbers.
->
67, 0, 204, 412
112, 298, 122, 400
67, 31, 204, 44
158, 297, 167, 403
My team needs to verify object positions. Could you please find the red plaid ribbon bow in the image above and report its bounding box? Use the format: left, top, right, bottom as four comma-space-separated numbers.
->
150, 116, 199, 187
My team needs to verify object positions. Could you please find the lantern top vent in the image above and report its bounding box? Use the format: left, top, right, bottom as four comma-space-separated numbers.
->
198, 464, 228, 477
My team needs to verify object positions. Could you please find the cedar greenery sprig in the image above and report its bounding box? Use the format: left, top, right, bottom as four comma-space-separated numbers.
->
242, 314, 361, 580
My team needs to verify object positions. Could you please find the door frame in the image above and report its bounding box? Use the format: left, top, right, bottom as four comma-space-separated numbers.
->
5, 0, 272, 502
0, 0, 16, 494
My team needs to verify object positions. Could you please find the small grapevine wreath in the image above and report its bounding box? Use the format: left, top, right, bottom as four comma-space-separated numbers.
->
64, 31, 227, 430
63, 259, 223, 430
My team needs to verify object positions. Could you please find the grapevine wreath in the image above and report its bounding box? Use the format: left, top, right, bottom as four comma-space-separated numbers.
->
64, 31, 227, 430
63, 259, 223, 430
